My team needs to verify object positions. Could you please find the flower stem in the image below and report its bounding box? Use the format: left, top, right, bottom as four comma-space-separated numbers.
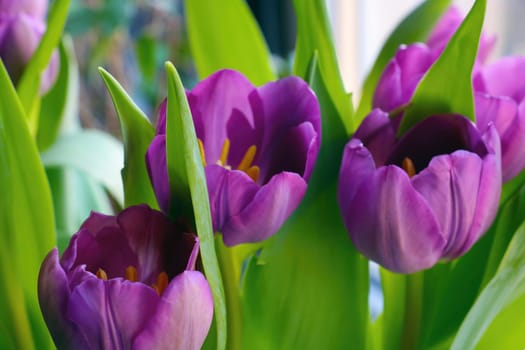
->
215, 236, 242, 350
400, 272, 423, 350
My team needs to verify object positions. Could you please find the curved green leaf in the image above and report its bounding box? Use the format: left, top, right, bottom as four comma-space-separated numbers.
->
17, 0, 71, 133
165, 62, 226, 350
38, 36, 79, 151
0, 60, 55, 349
99, 68, 158, 209
355, 0, 451, 123
451, 219, 525, 349
40, 130, 124, 205
293, 0, 353, 133
398, 0, 485, 135
185, 0, 274, 85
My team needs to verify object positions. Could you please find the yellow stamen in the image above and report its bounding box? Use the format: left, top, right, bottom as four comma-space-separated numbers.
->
152, 272, 169, 296
237, 145, 257, 172
96, 268, 108, 281
197, 139, 207, 166
245, 165, 260, 182
217, 138, 230, 166
402, 157, 416, 178
125, 266, 138, 282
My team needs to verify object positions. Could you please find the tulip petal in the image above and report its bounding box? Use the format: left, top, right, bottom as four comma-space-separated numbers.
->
38, 249, 86, 349
222, 172, 307, 246
188, 70, 257, 163
146, 135, 170, 213
256, 76, 321, 181
67, 278, 159, 350
478, 57, 525, 101
341, 151, 445, 272
133, 271, 214, 350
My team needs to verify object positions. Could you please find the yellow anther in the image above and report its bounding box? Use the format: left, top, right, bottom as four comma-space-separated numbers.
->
402, 157, 416, 178
238, 145, 257, 172
218, 138, 230, 166
96, 268, 108, 281
152, 272, 169, 296
245, 165, 260, 182
197, 139, 207, 166
125, 266, 138, 282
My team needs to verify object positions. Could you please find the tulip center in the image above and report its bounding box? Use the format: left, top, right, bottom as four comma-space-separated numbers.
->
198, 138, 260, 182
401, 157, 416, 178
95, 266, 169, 296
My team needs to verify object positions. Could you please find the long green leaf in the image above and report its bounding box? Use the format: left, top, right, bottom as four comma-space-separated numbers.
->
17, 0, 71, 133
165, 62, 226, 350
185, 0, 274, 85
355, 0, 451, 123
40, 130, 124, 205
38, 36, 78, 151
99, 68, 158, 209
0, 60, 55, 349
293, 0, 353, 133
451, 219, 525, 349
398, 0, 485, 135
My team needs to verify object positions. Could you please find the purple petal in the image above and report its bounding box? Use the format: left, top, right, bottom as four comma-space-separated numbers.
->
67, 278, 159, 350
38, 249, 84, 349
0, 0, 48, 18
477, 57, 525, 101
475, 93, 525, 181
187, 70, 257, 163
353, 109, 398, 166
221, 172, 307, 246
146, 135, 170, 213
255, 76, 321, 182
373, 44, 434, 112
133, 271, 213, 350
412, 151, 485, 258
343, 164, 445, 273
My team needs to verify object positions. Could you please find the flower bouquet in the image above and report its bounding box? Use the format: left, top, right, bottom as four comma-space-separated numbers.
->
1, 0, 524, 349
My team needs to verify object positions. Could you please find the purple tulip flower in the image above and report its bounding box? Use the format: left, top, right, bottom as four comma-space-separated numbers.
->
0, 0, 58, 93
38, 204, 214, 350
338, 110, 501, 273
473, 57, 525, 181
146, 69, 321, 246
373, 6, 525, 181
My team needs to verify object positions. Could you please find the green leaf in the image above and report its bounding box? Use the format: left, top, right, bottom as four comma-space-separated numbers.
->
0, 60, 55, 349
451, 219, 525, 349
38, 36, 78, 151
241, 55, 369, 350
355, 0, 452, 123
40, 130, 124, 205
380, 270, 406, 350
293, 0, 353, 133
165, 62, 226, 350
398, 0, 485, 135
185, 0, 274, 85
17, 0, 71, 133
99, 68, 158, 209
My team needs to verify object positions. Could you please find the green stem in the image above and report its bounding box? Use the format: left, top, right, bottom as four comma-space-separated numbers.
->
400, 272, 423, 350
215, 236, 242, 350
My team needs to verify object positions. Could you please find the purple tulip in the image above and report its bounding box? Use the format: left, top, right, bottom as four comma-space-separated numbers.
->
38, 204, 214, 350
473, 57, 525, 181
373, 7, 525, 181
146, 69, 321, 246
338, 110, 501, 273
0, 0, 58, 93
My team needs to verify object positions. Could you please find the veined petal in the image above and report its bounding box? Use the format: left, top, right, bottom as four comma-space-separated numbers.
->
133, 271, 213, 350
221, 172, 307, 246
256, 75, 321, 181
188, 70, 257, 163
344, 165, 445, 273
67, 278, 159, 350
38, 249, 83, 349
